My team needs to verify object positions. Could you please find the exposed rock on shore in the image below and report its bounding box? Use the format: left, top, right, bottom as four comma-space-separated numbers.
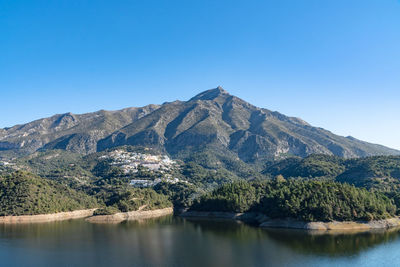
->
260, 217, 400, 230
0, 209, 97, 224
180, 211, 400, 231
86, 207, 173, 224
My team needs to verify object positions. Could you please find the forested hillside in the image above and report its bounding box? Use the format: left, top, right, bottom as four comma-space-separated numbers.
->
264, 154, 400, 190
2, 145, 400, 221
0, 171, 98, 216
190, 180, 397, 222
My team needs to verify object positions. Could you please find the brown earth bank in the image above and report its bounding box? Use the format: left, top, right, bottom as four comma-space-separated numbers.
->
0, 209, 97, 224
179, 211, 400, 231
86, 207, 174, 224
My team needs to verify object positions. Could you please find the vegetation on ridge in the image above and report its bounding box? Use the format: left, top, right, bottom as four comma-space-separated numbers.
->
93, 187, 172, 215
2, 147, 400, 220
264, 154, 400, 191
190, 180, 396, 222
0, 171, 98, 216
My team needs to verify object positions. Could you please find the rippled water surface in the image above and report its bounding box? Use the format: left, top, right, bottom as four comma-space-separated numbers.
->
0, 216, 400, 266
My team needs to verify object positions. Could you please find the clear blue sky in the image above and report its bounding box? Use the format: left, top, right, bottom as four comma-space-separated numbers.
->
1, 0, 399, 149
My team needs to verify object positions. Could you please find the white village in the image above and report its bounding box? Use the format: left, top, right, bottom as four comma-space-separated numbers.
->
99, 150, 188, 188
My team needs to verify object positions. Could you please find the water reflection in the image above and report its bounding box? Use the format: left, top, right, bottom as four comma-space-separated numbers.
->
184, 218, 400, 257
0, 217, 399, 266
263, 227, 400, 256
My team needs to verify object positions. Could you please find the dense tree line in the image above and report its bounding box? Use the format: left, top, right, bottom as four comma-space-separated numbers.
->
190, 180, 397, 222
154, 182, 198, 208
0, 171, 98, 216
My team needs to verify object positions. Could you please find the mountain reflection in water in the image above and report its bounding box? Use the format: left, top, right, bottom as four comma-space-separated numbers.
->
0, 216, 400, 266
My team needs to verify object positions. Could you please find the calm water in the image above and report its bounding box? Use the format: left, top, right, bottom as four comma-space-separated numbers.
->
0, 216, 400, 267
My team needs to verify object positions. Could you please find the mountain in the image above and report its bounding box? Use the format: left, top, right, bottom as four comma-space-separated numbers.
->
1, 87, 399, 162
0, 105, 159, 156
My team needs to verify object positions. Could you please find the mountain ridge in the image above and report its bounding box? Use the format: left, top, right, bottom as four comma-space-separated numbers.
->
1, 87, 399, 161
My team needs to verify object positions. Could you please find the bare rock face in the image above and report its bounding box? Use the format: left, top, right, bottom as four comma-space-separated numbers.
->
1, 87, 399, 161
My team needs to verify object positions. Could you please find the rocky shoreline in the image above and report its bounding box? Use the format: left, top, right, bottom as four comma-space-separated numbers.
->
86, 207, 174, 224
0, 207, 174, 224
0, 209, 97, 224
2, 208, 397, 230
180, 211, 400, 231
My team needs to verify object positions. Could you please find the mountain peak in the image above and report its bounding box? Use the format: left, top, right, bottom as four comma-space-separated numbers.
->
1, 87, 399, 160
189, 86, 230, 101
216, 85, 226, 91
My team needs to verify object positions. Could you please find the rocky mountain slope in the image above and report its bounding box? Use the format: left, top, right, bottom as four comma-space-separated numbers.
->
1, 87, 399, 161
0, 105, 159, 156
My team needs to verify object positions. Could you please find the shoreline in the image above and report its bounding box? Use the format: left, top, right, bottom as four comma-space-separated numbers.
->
86, 207, 174, 224
180, 211, 400, 231
2, 208, 397, 230
0, 209, 97, 224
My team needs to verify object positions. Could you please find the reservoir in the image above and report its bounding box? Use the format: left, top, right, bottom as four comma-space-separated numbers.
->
0, 216, 399, 266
